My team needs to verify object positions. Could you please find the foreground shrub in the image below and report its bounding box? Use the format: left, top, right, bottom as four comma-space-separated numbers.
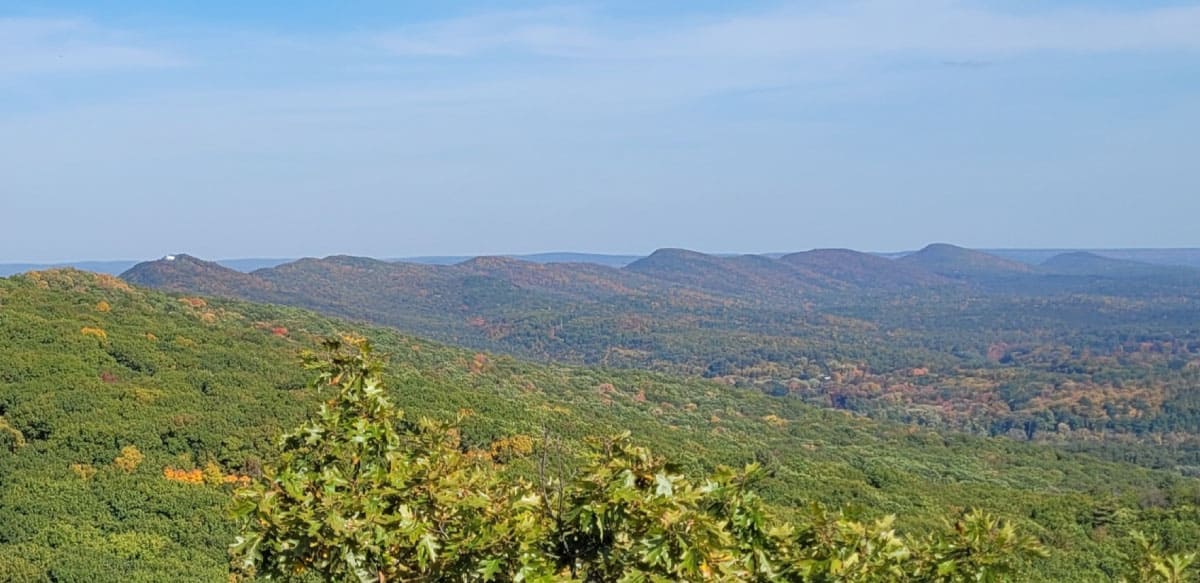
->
232, 337, 1046, 581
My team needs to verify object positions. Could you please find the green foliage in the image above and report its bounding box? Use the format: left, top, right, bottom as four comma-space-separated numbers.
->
232, 337, 551, 581
1124, 531, 1199, 582
234, 339, 1048, 581
550, 434, 776, 580
1, 270, 1197, 580
121, 250, 1200, 471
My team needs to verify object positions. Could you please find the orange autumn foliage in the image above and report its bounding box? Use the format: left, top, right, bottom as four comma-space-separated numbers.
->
179, 297, 207, 308
469, 353, 489, 373
163, 467, 204, 484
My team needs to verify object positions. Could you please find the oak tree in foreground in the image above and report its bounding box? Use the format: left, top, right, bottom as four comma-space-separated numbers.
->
231, 336, 1047, 581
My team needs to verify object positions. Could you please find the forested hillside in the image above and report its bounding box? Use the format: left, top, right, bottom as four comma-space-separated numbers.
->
122, 246, 1200, 470
2, 269, 1198, 580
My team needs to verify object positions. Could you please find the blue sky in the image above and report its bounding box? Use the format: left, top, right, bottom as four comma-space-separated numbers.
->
2, 1, 1198, 261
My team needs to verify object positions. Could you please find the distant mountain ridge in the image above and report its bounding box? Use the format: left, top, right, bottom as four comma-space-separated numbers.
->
0, 257, 292, 277
898, 243, 1036, 278
780, 248, 954, 290
126, 245, 991, 324
985, 248, 1200, 269
109, 244, 1200, 475
119, 254, 274, 297
10, 246, 1200, 277
400, 252, 643, 267
121, 244, 1200, 317
624, 248, 845, 301
121, 243, 1200, 370
1039, 251, 1200, 278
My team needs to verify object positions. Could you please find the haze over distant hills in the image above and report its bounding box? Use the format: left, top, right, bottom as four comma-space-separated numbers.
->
400, 252, 644, 267
986, 248, 1200, 269
1040, 251, 1200, 279
897, 243, 1035, 277
0, 258, 295, 277
117, 243, 1200, 295
120, 241, 1200, 378
117, 243, 1200, 452
781, 248, 954, 290
118, 244, 1200, 318
7, 247, 1200, 277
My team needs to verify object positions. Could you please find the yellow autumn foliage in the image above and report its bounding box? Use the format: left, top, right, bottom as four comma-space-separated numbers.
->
114, 445, 145, 473
71, 463, 97, 480
163, 465, 251, 486
489, 434, 535, 461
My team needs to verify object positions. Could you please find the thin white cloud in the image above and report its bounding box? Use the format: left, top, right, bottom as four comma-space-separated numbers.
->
372, 1, 1200, 61
373, 6, 606, 58
0, 18, 183, 76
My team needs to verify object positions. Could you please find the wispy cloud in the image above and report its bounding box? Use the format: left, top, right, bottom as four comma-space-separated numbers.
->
373, 6, 606, 58
0, 18, 183, 76
940, 59, 993, 69
370, 1, 1200, 62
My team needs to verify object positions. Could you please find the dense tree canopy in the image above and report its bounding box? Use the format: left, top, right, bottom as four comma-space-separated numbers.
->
0, 270, 1197, 580
232, 336, 1049, 581
121, 250, 1200, 472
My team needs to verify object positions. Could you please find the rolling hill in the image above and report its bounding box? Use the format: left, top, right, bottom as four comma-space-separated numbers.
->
624, 248, 844, 302
1041, 251, 1200, 279
2, 268, 1198, 580
0, 257, 292, 278
897, 243, 1037, 279
119, 254, 274, 297
119, 247, 1200, 463
399, 252, 642, 267
987, 248, 1200, 269
780, 248, 956, 290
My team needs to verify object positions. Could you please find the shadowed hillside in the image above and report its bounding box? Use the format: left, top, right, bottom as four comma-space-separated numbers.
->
781, 248, 956, 290
624, 248, 839, 301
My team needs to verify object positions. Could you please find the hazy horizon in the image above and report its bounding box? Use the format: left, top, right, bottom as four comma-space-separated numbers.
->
7, 244, 1200, 267
3, 1, 1198, 261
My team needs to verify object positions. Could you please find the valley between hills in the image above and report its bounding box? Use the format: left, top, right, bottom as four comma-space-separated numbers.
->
122, 244, 1200, 473
1, 244, 1198, 580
